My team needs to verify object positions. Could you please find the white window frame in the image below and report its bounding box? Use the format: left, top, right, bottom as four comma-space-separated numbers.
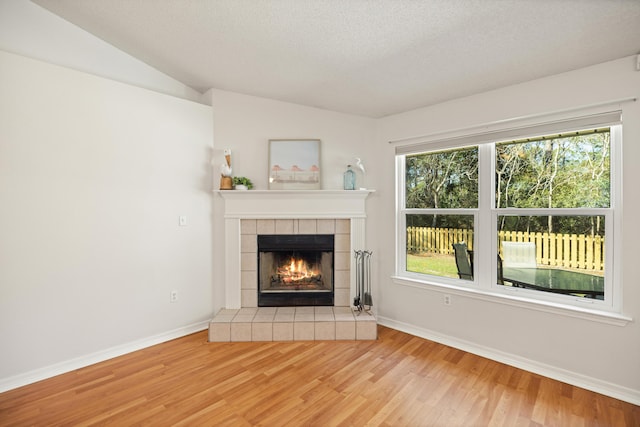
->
393, 111, 628, 324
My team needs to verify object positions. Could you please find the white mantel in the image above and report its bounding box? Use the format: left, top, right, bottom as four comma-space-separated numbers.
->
216, 190, 374, 308
217, 189, 373, 218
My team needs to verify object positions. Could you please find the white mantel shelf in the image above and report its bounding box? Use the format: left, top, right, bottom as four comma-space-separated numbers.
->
215, 189, 374, 195
215, 189, 375, 219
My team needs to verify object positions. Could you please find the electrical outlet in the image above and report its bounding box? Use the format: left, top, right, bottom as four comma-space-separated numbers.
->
179, 216, 187, 226
170, 290, 178, 303
443, 294, 451, 306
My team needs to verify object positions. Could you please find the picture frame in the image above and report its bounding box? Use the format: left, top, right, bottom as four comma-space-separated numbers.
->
268, 139, 321, 190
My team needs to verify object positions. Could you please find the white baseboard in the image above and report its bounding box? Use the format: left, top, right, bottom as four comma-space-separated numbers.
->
0, 321, 209, 394
377, 316, 640, 406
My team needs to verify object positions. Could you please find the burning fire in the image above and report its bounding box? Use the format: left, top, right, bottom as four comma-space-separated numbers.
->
277, 257, 319, 283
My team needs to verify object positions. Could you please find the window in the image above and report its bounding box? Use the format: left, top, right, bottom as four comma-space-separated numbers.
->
404, 147, 477, 280
396, 112, 621, 313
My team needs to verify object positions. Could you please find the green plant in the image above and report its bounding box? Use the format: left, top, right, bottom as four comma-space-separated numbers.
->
232, 176, 253, 189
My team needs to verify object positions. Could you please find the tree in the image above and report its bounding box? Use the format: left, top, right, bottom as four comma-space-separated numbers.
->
495, 130, 610, 235
406, 148, 477, 208
406, 147, 477, 228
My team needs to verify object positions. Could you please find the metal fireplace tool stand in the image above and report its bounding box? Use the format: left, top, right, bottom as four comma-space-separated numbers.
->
353, 250, 373, 314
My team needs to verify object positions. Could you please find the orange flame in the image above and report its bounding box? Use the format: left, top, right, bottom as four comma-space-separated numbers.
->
277, 257, 319, 283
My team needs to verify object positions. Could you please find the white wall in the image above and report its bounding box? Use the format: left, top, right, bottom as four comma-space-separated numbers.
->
208, 89, 377, 313
0, 0, 204, 104
209, 89, 376, 190
375, 56, 640, 403
0, 51, 214, 390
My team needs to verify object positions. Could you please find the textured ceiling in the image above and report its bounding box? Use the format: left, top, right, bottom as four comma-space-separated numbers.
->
32, 0, 640, 117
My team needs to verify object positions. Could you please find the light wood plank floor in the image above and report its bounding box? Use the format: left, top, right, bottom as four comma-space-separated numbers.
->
1, 326, 638, 426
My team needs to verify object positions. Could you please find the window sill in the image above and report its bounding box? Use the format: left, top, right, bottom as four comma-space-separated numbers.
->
391, 275, 632, 327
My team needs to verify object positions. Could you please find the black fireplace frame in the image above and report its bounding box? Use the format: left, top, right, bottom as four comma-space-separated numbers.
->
257, 234, 334, 307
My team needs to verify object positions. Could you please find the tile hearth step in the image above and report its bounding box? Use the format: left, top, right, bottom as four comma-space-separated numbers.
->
208, 306, 377, 342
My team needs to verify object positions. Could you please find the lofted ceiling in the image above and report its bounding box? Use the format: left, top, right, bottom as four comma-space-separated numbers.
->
32, 0, 640, 118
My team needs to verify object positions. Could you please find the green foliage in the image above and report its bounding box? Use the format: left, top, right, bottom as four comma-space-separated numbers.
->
406, 147, 478, 209
407, 213, 474, 231
495, 130, 610, 234
232, 176, 253, 189
495, 131, 610, 211
405, 128, 611, 235
499, 214, 605, 236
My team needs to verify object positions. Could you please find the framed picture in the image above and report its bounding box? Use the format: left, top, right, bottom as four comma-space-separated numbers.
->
268, 139, 321, 190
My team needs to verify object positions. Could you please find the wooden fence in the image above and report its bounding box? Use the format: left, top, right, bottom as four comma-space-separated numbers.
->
407, 227, 605, 272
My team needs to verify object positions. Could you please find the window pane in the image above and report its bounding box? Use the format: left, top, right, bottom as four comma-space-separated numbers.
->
495, 129, 610, 208
406, 214, 474, 280
497, 215, 605, 299
406, 147, 478, 209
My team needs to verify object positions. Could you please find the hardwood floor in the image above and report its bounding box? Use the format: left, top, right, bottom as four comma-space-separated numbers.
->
1, 326, 638, 426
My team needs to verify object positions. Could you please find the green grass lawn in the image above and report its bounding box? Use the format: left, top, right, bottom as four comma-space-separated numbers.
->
406, 253, 459, 278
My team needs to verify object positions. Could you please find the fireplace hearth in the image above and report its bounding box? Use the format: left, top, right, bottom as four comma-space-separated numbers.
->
258, 234, 334, 306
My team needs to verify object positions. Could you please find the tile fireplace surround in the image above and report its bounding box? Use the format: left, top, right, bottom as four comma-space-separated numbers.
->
210, 190, 376, 342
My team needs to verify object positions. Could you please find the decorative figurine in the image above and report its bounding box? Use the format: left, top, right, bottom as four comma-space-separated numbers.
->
220, 148, 233, 190
355, 157, 366, 189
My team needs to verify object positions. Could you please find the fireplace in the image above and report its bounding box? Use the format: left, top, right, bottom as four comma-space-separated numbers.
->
217, 190, 372, 309
258, 234, 334, 306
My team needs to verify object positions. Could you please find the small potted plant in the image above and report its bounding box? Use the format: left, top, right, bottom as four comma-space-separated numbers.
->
233, 176, 253, 190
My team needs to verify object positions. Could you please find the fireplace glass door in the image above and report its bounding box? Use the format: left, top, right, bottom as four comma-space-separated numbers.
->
258, 235, 334, 306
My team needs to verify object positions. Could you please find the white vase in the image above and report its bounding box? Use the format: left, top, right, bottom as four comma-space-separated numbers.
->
235, 184, 248, 191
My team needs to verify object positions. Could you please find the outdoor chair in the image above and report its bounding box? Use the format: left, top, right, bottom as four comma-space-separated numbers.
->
497, 254, 505, 285
501, 241, 536, 268
453, 242, 473, 280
